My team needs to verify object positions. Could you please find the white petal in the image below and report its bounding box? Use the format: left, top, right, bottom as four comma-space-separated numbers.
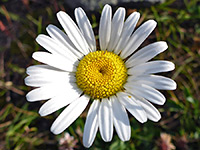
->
75, 7, 96, 51
36, 34, 78, 62
136, 97, 161, 122
51, 95, 90, 135
26, 85, 57, 102
110, 95, 130, 141
124, 83, 166, 105
117, 92, 147, 123
83, 100, 100, 148
99, 4, 112, 51
127, 61, 175, 76
25, 73, 75, 87
57, 11, 90, 55
46, 24, 76, 49
114, 12, 140, 54
98, 98, 113, 142
26, 82, 80, 102
46, 25, 84, 58
26, 65, 64, 76
32, 52, 76, 72
107, 7, 125, 51
120, 20, 157, 59
126, 41, 168, 68
127, 75, 177, 90
39, 87, 81, 116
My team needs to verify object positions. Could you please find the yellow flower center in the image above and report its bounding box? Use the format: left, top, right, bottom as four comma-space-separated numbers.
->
76, 51, 127, 99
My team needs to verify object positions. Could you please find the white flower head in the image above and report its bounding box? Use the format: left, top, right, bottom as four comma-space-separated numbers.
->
25, 4, 176, 148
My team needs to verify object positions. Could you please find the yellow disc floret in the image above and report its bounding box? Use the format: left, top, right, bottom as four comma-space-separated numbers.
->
76, 51, 127, 99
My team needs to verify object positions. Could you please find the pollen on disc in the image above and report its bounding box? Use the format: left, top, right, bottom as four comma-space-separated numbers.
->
76, 51, 127, 99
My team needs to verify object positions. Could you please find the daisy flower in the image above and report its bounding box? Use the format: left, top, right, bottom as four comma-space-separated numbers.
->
25, 4, 176, 148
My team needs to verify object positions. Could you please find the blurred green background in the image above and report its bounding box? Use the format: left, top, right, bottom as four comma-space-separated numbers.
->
0, 0, 200, 149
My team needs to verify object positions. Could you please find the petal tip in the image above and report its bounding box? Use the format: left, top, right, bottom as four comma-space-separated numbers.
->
26, 93, 32, 102
38, 108, 46, 117
56, 11, 66, 19
153, 116, 161, 122
35, 35, 41, 43
152, 112, 162, 122
104, 4, 111, 8
103, 4, 111, 12
171, 62, 175, 71
83, 140, 92, 148
24, 76, 28, 85
147, 19, 157, 28
50, 126, 60, 135
140, 118, 148, 123
135, 11, 140, 16
132, 11, 140, 18
57, 10, 64, 15
46, 24, 54, 30
160, 41, 168, 48
159, 98, 166, 105
119, 7, 125, 12
74, 7, 79, 13
172, 80, 177, 90
32, 52, 37, 59
122, 134, 131, 142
